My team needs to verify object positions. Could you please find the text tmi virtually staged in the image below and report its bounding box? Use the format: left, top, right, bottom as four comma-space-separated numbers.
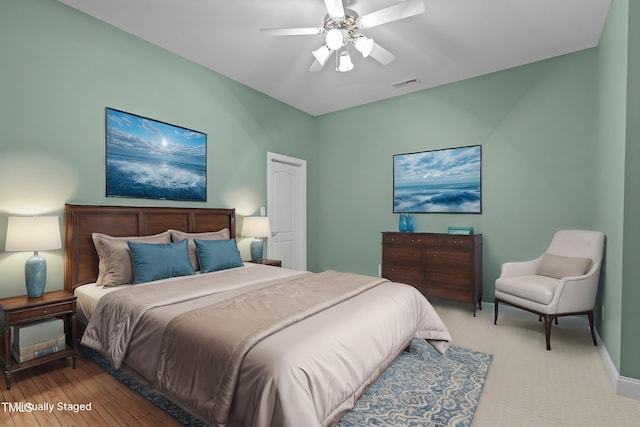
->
1, 401, 92, 413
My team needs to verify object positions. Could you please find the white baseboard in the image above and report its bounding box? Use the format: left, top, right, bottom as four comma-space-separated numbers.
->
595, 330, 640, 400
617, 376, 640, 400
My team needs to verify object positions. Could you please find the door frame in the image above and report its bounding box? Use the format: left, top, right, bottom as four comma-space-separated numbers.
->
267, 152, 307, 270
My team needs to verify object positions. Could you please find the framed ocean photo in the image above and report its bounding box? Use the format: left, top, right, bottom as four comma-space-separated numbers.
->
105, 108, 207, 201
393, 145, 482, 214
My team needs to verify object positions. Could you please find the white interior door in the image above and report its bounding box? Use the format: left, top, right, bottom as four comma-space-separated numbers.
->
267, 152, 306, 270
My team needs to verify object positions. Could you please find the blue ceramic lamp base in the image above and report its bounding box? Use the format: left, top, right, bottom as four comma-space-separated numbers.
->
25, 252, 47, 298
250, 239, 264, 261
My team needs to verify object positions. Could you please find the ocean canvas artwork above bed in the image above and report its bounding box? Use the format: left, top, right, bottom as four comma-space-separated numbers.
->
394, 145, 482, 214
105, 108, 207, 201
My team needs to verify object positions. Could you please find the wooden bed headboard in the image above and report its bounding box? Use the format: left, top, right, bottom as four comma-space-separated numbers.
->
64, 204, 236, 293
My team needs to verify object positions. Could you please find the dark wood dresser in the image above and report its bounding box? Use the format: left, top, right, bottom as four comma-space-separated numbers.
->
381, 232, 483, 315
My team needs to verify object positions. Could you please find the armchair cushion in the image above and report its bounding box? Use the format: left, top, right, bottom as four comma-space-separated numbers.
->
537, 253, 592, 279
495, 275, 560, 305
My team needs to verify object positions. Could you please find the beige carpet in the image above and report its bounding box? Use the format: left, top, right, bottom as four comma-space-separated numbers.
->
431, 300, 640, 426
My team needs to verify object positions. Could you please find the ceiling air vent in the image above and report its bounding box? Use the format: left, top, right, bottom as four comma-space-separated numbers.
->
392, 78, 419, 88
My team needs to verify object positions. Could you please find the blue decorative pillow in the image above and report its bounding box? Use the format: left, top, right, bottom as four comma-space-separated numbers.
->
127, 239, 195, 284
194, 239, 244, 273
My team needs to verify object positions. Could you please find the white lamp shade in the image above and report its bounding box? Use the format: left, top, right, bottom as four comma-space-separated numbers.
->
241, 216, 272, 238
5, 216, 62, 252
338, 51, 354, 72
312, 45, 333, 66
325, 29, 344, 51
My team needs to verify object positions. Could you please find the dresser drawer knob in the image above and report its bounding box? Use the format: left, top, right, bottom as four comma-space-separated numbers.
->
43, 310, 48, 314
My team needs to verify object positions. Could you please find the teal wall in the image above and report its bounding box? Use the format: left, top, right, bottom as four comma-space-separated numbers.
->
621, 0, 640, 380
0, 0, 315, 297
1, 0, 638, 382
594, 0, 628, 376
310, 51, 598, 286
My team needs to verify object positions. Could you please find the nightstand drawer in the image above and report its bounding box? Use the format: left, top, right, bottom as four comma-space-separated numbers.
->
8, 301, 74, 324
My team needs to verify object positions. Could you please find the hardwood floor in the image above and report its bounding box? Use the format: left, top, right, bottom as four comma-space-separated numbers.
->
0, 352, 180, 427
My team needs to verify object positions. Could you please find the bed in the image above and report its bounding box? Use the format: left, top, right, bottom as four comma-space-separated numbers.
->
64, 204, 452, 427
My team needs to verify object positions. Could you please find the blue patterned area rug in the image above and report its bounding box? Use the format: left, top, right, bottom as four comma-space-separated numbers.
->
337, 340, 492, 426
81, 340, 491, 426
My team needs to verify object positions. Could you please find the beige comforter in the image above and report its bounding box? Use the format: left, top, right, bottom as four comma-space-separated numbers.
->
81, 265, 452, 427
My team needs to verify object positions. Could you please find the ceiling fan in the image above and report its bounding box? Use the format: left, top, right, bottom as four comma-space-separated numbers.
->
260, 0, 426, 72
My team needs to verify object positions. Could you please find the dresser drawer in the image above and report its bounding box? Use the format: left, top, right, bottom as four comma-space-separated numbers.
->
382, 263, 424, 281
426, 270, 472, 286
382, 233, 425, 247
426, 284, 473, 303
383, 246, 423, 264
425, 250, 472, 266
424, 235, 446, 246
445, 236, 473, 249
8, 301, 74, 324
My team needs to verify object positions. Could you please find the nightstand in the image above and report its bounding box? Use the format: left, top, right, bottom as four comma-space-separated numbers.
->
249, 259, 282, 267
0, 290, 77, 389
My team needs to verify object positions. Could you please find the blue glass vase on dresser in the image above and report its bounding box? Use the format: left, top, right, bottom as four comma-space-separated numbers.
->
399, 214, 407, 232
406, 214, 414, 232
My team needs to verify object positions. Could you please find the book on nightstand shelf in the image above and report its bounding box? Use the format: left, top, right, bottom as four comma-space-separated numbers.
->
12, 335, 66, 356
12, 342, 66, 363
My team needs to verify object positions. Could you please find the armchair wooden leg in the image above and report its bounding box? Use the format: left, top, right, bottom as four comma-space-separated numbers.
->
494, 299, 499, 325
544, 315, 553, 351
539, 315, 558, 325
587, 311, 597, 346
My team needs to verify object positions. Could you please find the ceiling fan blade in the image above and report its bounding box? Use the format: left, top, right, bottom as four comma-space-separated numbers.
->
358, 0, 426, 29
260, 27, 324, 36
309, 60, 324, 72
369, 42, 396, 65
324, 0, 345, 19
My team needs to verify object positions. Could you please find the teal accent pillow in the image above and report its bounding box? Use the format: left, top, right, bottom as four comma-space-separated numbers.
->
194, 239, 244, 273
127, 239, 195, 284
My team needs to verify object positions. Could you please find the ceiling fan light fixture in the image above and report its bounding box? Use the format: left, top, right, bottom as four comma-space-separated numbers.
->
325, 28, 344, 50
354, 36, 374, 58
312, 45, 332, 66
337, 50, 354, 72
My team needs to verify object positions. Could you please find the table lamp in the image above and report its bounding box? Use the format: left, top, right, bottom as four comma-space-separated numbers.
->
241, 216, 271, 261
5, 216, 62, 298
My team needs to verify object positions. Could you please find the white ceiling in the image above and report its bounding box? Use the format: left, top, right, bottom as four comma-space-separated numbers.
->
58, 0, 611, 116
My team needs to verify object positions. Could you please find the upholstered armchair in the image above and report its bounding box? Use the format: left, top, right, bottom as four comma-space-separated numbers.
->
494, 230, 605, 350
